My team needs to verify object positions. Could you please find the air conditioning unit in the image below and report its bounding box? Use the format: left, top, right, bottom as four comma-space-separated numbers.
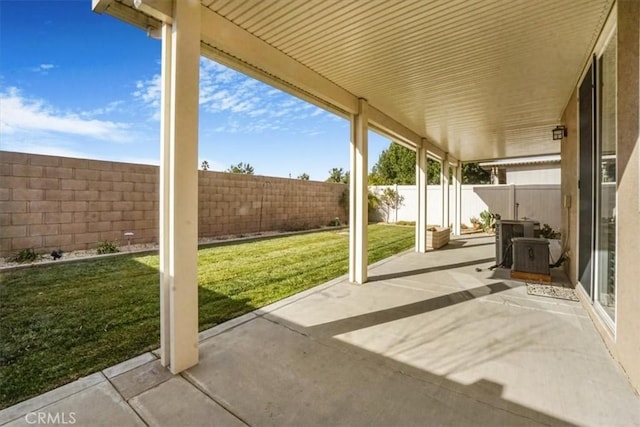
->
495, 220, 540, 268
512, 237, 550, 276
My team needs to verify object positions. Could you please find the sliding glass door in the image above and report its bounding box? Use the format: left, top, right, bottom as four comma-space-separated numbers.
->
595, 30, 617, 322
578, 63, 595, 297
578, 29, 617, 327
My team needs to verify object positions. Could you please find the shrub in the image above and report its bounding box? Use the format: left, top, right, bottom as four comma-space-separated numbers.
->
377, 188, 405, 223
339, 189, 381, 220
479, 210, 500, 232
368, 191, 380, 212
339, 189, 349, 215
96, 241, 119, 255
328, 217, 341, 227
8, 248, 39, 263
281, 222, 312, 232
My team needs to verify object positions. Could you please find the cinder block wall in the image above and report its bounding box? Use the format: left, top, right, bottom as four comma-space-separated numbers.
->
0, 151, 347, 256
198, 172, 346, 236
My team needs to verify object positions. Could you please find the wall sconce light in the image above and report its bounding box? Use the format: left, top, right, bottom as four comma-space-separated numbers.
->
552, 125, 567, 140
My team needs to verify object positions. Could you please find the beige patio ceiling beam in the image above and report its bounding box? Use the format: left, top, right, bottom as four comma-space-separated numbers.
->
199, 5, 449, 155
133, 0, 173, 24
447, 155, 460, 167
92, 0, 162, 29
367, 107, 421, 149
200, 5, 357, 115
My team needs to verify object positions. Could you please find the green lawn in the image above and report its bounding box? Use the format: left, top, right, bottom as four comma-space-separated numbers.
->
0, 224, 414, 408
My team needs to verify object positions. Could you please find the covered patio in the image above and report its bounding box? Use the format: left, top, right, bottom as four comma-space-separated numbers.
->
86, 0, 621, 376
2, 236, 639, 426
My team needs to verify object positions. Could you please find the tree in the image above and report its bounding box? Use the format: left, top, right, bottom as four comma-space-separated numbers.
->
201, 160, 210, 171
369, 143, 441, 185
377, 187, 405, 223
369, 143, 416, 185
226, 162, 255, 175
297, 173, 310, 180
427, 158, 441, 185
461, 162, 491, 184
326, 167, 348, 183
369, 142, 490, 185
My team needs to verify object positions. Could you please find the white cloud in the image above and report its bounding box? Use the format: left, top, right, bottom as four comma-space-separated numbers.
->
132, 57, 339, 134
30, 64, 56, 74
0, 87, 133, 142
133, 74, 161, 109
80, 100, 125, 118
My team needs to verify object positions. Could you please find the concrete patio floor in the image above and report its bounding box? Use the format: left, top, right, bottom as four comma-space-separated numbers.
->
1, 236, 639, 426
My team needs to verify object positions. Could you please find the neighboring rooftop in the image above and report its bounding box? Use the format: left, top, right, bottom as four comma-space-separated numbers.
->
479, 155, 562, 168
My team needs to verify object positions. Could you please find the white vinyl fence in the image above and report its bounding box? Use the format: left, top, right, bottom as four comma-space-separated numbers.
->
370, 184, 561, 230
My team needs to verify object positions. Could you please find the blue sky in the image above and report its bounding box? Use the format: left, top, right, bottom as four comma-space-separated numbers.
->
0, 0, 390, 181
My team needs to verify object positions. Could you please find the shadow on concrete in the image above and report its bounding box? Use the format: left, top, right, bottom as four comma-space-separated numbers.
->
368, 257, 495, 282
437, 239, 495, 250
307, 281, 518, 337
191, 277, 574, 426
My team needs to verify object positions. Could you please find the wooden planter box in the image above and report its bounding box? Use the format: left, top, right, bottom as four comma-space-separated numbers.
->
426, 226, 450, 249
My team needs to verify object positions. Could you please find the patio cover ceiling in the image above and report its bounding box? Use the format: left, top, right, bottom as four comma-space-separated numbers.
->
94, 0, 613, 162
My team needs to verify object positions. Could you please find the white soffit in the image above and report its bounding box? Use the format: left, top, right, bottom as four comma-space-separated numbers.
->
96, 0, 613, 162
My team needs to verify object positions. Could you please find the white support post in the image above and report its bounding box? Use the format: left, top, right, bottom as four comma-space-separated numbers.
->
161, 0, 201, 374
416, 142, 427, 252
349, 114, 357, 283
453, 165, 462, 235
349, 99, 369, 284
441, 154, 449, 228
159, 22, 172, 367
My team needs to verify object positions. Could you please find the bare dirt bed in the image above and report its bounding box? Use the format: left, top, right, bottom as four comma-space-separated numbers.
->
0, 231, 284, 270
